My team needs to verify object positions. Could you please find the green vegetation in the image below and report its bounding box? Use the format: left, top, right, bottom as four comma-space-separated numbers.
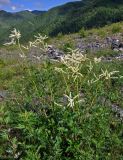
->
49, 21, 123, 51
62, 42, 74, 53
111, 25, 122, 34
0, 29, 123, 159
79, 28, 88, 38
1, 1, 123, 158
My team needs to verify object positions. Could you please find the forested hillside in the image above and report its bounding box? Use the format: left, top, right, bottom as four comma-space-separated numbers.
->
1, 0, 123, 43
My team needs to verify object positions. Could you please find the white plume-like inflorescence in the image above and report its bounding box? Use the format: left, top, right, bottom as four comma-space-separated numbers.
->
56, 49, 87, 81
94, 57, 102, 63
4, 28, 21, 46
4, 28, 49, 59
9, 28, 21, 40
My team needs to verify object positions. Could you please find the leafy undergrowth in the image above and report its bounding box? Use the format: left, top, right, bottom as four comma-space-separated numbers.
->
0, 30, 123, 159
1, 56, 123, 159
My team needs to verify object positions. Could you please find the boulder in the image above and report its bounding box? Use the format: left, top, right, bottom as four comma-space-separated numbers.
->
47, 45, 64, 60
0, 90, 7, 102
111, 39, 123, 51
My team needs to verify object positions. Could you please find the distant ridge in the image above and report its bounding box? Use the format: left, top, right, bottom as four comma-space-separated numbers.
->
31, 10, 47, 15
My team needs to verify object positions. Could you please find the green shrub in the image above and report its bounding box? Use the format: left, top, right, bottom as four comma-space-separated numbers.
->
62, 42, 74, 53
97, 30, 106, 37
0, 59, 5, 67
112, 25, 122, 34
57, 32, 63, 39
79, 27, 87, 38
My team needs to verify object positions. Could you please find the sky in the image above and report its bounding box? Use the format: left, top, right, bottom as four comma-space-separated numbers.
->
0, 0, 79, 12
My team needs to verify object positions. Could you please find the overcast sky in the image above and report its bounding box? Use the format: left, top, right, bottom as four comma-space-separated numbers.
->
0, 0, 80, 12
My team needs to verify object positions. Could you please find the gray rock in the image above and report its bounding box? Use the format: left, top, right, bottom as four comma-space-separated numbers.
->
47, 45, 64, 60
111, 104, 123, 119
0, 90, 8, 101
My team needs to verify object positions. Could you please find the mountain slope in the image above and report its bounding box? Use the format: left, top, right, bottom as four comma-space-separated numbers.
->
18, 0, 123, 38
31, 10, 46, 15
0, 10, 38, 44
48, 0, 123, 35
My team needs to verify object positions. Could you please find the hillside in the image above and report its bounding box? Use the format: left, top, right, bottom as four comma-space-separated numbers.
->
1, 0, 123, 44
0, 10, 37, 43
1, 20, 123, 159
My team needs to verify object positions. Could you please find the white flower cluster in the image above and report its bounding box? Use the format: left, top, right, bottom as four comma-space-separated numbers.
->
4, 28, 21, 46
4, 28, 49, 59
55, 49, 87, 81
